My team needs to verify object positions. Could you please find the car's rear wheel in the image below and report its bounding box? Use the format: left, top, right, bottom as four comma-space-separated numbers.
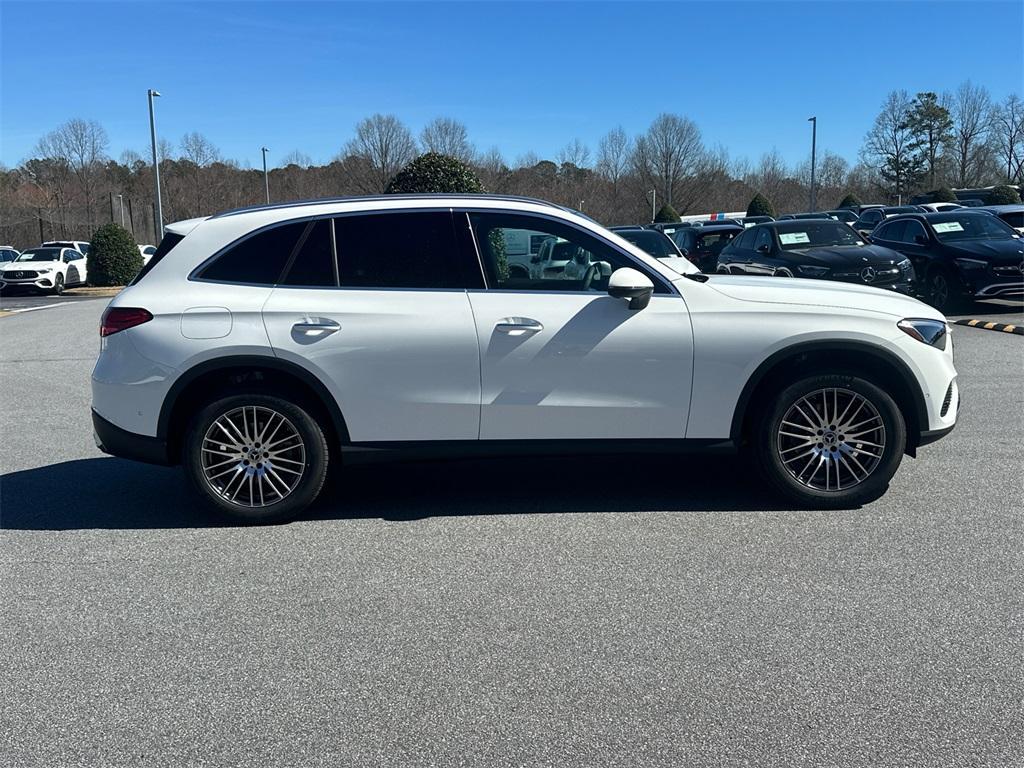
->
754, 374, 906, 509
51, 274, 64, 295
184, 393, 329, 523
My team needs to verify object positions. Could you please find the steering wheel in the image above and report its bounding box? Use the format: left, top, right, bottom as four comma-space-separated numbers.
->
581, 262, 600, 291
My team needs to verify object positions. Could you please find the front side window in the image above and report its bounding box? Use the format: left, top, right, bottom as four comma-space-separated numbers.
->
873, 221, 905, 243
468, 212, 664, 293
198, 221, 307, 285
900, 220, 927, 244
753, 228, 773, 252
335, 211, 478, 289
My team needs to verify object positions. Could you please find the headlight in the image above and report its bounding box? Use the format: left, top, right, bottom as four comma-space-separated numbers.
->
953, 257, 987, 271
897, 258, 915, 278
796, 265, 830, 277
898, 318, 948, 350
36, 268, 52, 274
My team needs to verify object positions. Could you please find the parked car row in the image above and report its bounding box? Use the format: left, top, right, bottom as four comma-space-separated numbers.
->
621, 210, 1023, 311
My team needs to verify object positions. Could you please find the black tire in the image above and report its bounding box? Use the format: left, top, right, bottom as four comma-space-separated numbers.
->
183, 393, 329, 523
926, 267, 967, 313
753, 374, 906, 509
51, 274, 64, 296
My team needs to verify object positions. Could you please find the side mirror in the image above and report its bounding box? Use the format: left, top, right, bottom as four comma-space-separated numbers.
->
862, 234, 872, 243
914, 234, 928, 245
607, 267, 654, 310
757, 244, 771, 253
530, 255, 541, 264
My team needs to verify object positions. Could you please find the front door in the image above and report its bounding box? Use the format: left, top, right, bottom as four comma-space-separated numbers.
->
463, 211, 694, 441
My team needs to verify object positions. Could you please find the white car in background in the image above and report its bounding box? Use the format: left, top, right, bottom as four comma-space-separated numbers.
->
92, 194, 959, 523
918, 202, 964, 213
0, 246, 87, 294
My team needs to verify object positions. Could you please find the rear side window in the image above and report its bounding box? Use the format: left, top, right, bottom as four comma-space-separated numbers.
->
280, 219, 336, 287
198, 221, 307, 285
131, 231, 185, 285
334, 211, 479, 289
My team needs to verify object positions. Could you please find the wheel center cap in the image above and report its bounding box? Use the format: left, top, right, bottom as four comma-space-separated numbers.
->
822, 431, 838, 446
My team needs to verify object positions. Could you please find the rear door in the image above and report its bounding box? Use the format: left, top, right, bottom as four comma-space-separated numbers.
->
262, 211, 483, 442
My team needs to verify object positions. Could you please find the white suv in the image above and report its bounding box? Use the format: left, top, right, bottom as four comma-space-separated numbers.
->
0, 246, 87, 294
91, 195, 959, 522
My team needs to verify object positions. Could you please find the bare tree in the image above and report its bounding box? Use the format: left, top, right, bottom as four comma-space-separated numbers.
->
38, 119, 109, 230
630, 113, 705, 212
281, 150, 313, 168
343, 114, 418, 193
861, 90, 922, 202
419, 117, 473, 162
945, 81, 993, 187
992, 93, 1024, 184
475, 146, 509, 192
557, 138, 591, 169
596, 127, 631, 186
178, 132, 220, 217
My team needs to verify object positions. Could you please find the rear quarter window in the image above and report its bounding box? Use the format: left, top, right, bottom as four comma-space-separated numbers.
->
197, 221, 308, 285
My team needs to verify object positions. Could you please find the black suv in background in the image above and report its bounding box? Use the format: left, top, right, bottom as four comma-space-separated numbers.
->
853, 206, 925, 237
671, 223, 743, 271
869, 211, 1024, 311
717, 220, 915, 293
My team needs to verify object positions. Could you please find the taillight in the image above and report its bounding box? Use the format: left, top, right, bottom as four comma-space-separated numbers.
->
101, 307, 153, 337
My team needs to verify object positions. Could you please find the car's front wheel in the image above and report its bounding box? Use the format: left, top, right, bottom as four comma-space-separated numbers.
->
927, 268, 967, 313
51, 274, 64, 295
184, 393, 329, 523
755, 374, 906, 509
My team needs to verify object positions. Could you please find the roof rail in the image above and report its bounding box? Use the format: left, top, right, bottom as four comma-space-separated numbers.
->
210, 193, 569, 219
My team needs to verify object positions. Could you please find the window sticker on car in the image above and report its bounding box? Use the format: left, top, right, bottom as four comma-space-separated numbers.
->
933, 222, 964, 233
779, 232, 810, 245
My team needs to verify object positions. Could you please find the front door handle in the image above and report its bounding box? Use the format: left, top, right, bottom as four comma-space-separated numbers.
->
292, 318, 340, 337
495, 317, 544, 336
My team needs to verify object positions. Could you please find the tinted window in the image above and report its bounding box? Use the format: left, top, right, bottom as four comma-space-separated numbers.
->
901, 220, 927, 244
732, 229, 755, 250
469, 211, 665, 293
997, 211, 1024, 228
132, 231, 185, 285
614, 230, 677, 258
753, 228, 773, 251
775, 221, 862, 250
335, 211, 477, 289
873, 221, 905, 242
281, 219, 336, 286
929, 214, 1018, 242
16, 248, 62, 262
199, 221, 306, 284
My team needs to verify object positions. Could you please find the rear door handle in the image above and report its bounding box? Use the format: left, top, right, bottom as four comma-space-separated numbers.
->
495, 317, 544, 336
292, 318, 340, 337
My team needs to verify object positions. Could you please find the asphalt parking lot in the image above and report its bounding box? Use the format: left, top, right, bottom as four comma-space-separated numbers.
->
1, 299, 1022, 767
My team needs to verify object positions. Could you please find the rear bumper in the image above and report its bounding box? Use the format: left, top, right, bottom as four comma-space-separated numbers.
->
92, 409, 172, 465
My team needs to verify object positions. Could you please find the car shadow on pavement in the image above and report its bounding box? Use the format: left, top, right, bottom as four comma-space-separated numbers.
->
1, 454, 787, 531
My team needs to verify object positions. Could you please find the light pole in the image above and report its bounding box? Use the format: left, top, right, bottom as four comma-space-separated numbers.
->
116, 194, 124, 226
648, 189, 657, 222
808, 116, 817, 212
261, 147, 270, 204
148, 89, 164, 241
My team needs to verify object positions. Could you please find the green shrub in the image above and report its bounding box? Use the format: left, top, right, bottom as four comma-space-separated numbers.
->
385, 152, 483, 194
746, 193, 775, 217
836, 193, 861, 209
88, 223, 143, 286
654, 203, 680, 223
930, 186, 957, 203
987, 185, 1021, 205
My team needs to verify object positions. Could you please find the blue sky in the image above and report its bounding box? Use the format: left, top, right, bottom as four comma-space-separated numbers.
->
2, 1, 1022, 170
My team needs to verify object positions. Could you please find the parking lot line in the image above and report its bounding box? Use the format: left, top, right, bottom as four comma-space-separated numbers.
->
1, 301, 74, 315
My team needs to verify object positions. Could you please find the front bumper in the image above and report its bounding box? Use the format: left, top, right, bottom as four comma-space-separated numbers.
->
92, 409, 172, 465
0, 277, 55, 291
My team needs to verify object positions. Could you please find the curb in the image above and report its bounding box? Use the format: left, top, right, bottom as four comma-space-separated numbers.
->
953, 318, 1023, 336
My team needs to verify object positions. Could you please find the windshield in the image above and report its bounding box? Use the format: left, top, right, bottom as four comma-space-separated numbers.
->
615, 230, 678, 258
16, 248, 62, 262
931, 215, 1018, 241
776, 221, 862, 250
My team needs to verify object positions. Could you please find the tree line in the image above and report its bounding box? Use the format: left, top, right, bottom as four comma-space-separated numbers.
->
1, 80, 1020, 249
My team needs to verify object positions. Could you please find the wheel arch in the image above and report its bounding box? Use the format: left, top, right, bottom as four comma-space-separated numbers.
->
730, 340, 928, 455
158, 355, 350, 464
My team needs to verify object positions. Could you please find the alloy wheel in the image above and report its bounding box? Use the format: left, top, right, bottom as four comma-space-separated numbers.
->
201, 406, 306, 507
776, 387, 885, 492
931, 273, 949, 309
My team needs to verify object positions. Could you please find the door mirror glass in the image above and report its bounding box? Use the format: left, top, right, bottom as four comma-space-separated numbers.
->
914, 234, 928, 245
756, 243, 771, 253
607, 267, 653, 310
